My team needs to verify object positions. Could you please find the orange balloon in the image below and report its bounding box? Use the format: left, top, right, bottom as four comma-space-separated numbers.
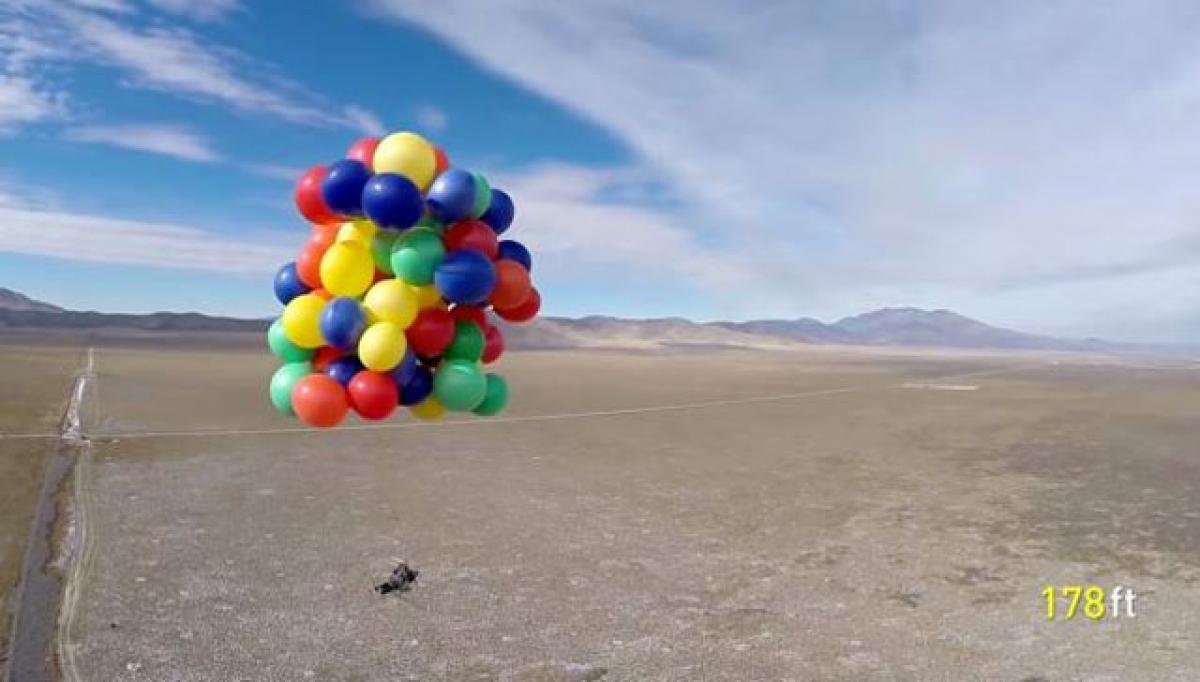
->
490, 260, 532, 309
309, 224, 338, 251
297, 244, 325, 289
494, 287, 540, 323
291, 374, 349, 428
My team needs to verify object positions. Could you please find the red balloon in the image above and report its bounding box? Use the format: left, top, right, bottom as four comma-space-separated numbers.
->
312, 346, 341, 372
292, 374, 349, 428
295, 165, 340, 225
482, 324, 505, 364
406, 308, 456, 357
346, 137, 380, 172
348, 370, 398, 420
494, 287, 540, 323
443, 220, 499, 259
449, 304, 487, 330
296, 244, 325, 289
490, 260, 532, 309
433, 145, 450, 174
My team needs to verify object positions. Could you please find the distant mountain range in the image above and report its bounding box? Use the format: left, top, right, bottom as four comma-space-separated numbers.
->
0, 287, 1181, 355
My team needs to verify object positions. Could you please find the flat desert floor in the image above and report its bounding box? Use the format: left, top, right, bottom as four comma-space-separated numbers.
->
0, 345, 82, 662
13, 344, 1200, 680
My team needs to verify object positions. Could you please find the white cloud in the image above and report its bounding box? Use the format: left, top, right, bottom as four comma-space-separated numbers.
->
367, 0, 1200, 340
497, 163, 756, 291
342, 104, 386, 137
63, 123, 221, 162
0, 75, 66, 129
0, 2, 367, 130
415, 105, 447, 134
0, 205, 291, 273
243, 162, 305, 181
144, 0, 241, 22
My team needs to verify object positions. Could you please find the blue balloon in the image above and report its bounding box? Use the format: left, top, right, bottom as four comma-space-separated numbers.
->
362, 173, 423, 230
390, 347, 418, 386
326, 356, 365, 388
319, 297, 366, 351
425, 168, 476, 223
496, 240, 532, 272
321, 159, 371, 217
434, 250, 497, 305
273, 261, 310, 305
481, 189, 514, 234
398, 365, 434, 406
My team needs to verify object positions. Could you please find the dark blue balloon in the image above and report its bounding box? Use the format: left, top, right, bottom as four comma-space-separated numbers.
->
398, 365, 433, 406
496, 240, 532, 272
362, 173, 423, 230
425, 168, 476, 222
273, 261, 310, 305
481, 188, 514, 234
320, 159, 371, 217
326, 356, 364, 387
434, 250, 497, 304
390, 347, 418, 387
319, 297, 366, 351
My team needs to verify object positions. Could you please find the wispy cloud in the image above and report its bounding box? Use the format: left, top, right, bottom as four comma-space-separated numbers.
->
342, 104, 386, 137
497, 163, 754, 291
0, 205, 291, 273
243, 162, 305, 181
63, 123, 221, 162
0, 75, 66, 130
1, 2, 379, 132
370, 0, 1200, 340
415, 105, 447, 134
145, 0, 242, 22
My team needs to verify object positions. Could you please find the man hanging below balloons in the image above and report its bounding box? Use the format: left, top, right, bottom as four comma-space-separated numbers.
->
268, 131, 540, 428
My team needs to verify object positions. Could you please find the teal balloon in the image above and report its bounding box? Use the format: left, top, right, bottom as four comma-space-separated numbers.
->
390, 226, 445, 285
268, 319, 315, 362
470, 173, 491, 219
433, 359, 487, 411
472, 373, 508, 416
370, 229, 400, 275
444, 320, 484, 362
269, 362, 312, 416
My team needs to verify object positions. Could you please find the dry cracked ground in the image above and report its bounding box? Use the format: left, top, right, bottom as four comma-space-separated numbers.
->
10, 343, 1200, 680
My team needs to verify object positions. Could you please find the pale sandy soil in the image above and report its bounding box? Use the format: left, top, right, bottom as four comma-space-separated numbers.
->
48, 346, 1200, 680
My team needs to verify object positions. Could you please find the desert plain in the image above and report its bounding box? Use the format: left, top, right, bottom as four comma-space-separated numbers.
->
2, 340, 1200, 680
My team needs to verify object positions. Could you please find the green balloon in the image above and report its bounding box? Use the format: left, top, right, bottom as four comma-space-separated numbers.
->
470, 173, 491, 219
416, 212, 444, 234
433, 359, 487, 411
444, 320, 484, 361
370, 229, 400, 274
268, 319, 315, 363
390, 226, 445, 285
269, 361, 312, 416
472, 373, 508, 416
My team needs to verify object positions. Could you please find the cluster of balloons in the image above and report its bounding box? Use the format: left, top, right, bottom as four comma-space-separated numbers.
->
268, 131, 541, 428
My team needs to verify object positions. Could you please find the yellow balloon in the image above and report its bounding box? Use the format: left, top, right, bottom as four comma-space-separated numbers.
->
412, 283, 444, 310
320, 241, 374, 298
280, 293, 326, 349
363, 279, 418, 328
373, 131, 436, 190
410, 397, 445, 421
358, 321, 407, 371
337, 219, 377, 246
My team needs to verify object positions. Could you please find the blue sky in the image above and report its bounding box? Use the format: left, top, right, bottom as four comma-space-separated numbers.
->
3, 1, 1200, 341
